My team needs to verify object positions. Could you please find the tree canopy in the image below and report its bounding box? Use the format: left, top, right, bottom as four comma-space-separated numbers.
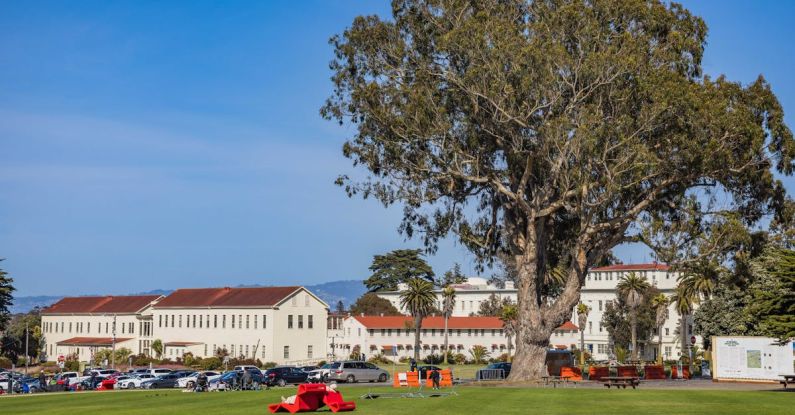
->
349, 292, 403, 316
324, 0, 794, 379
364, 249, 435, 292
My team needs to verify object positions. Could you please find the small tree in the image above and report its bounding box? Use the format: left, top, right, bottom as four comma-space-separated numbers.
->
441, 286, 456, 364
400, 278, 437, 361
617, 273, 651, 360
336, 300, 346, 314
500, 304, 518, 362
749, 248, 795, 342
651, 294, 669, 364
0, 259, 15, 332
469, 345, 489, 364
151, 339, 163, 359
576, 303, 590, 369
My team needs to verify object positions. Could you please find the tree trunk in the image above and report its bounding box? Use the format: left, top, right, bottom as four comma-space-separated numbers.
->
507, 334, 513, 363
443, 316, 449, 364
630, 310, 638, 361
680, 314, 687, 360
579, 329, 585, 368
657, 323, 663, 365
413, 314, 422, 362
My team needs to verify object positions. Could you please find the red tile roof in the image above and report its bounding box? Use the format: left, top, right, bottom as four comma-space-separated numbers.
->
556, 321, 579, 331
155, 286, 301, 308
57, 337, 133, 346
42, 295, 161, 315
351, 315, 574, 331
591, 263, 670, 272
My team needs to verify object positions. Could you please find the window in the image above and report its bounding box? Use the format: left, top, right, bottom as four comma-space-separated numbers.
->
468, 329, 472, 337
597, 344, 607, 354
245, 345, 249, 357
664, 346, 672, 357
178, 315, 182, 328
431, 329, 435, 337
369, 329, 374, 337
588, 321, 592, 334
665, 328, 670, 336
223, 315, 226, 328
254, 315, 258, 329
288, 315, 294, 329
159, 315, 162, 328
308, 315, 313, 329
298, 315, 304, 329
231, 344, 235, 356
69, 322, 72, 333
214, 315, 218, 328
262, 315, 267, 329
199, 315, 203, 328
171, 315, 174, 327
262, 347, 267, 359
239, 315, 242, 329
599, 323, 603, 333
307, 345, 313, 358
598, 300, 603, 311
246, 315, 250, 329
204, 345, 207, 356
688, 324, 693, 335
192, 315, 196, 328
284, 346, 290, 359
232, 315, 236, 329
357, 328, 361, 336
121, 323, 125, 334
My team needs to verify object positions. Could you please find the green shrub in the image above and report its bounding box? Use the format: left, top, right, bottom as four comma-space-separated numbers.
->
199, 357, 221, 370
452, 353, 467, 364
398, 356, 410, 363
316, 360, 327, 367
262, 361, 277, 369
368, 353, 392, 365
422, 354, 443, 364
0, 356, 12, 369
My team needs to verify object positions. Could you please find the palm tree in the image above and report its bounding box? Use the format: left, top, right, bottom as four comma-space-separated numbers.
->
677, 272, 715, 300
616, 272, 650, 361
576, 303, 590, 369
500, 304, 518, 362
671, 284, 697, 363
650, 293, 669, 364
441, 286, 456, 364
400, 278, 437, 362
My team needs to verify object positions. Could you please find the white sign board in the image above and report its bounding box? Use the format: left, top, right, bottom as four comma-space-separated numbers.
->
712, 336, 794, 382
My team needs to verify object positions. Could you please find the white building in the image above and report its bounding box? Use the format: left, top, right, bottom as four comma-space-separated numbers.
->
376, 263, 696, 362
41, 295, 162, 362
41, 286, 329, 366
334, 315, 579, 361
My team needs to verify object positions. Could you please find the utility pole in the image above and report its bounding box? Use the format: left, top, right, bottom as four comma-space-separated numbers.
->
111, 315, 117, 369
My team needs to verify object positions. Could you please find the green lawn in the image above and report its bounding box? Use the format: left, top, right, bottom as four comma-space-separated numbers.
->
1, 386, 791, 414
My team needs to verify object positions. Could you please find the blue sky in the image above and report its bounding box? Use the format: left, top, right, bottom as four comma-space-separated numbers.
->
1, 1, 793, 297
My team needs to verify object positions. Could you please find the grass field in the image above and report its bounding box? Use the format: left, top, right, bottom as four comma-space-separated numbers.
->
0, 386, 791, 415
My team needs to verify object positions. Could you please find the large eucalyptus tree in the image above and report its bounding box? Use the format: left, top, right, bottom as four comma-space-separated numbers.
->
323, 0, 794, 380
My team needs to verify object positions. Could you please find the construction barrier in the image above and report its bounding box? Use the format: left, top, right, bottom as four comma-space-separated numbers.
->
588, 366, 610, 381
560, 366, 582, 381
643, 365, 666, 380
617, 366, 639, 378
424, 369, 453, 387
392, 371, 420, 388
671, 365, 691, 379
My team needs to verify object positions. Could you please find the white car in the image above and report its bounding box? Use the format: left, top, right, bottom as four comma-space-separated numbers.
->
117, 373, 157, 389
176, 371, 221, 388
307, 363, 335, 382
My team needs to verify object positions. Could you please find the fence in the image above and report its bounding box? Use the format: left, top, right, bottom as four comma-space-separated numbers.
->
475, 369, 506, 381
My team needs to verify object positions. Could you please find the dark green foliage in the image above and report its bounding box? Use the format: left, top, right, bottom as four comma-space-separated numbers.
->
749, 249, 795, 341
478, 293, 515, 317
0, 259, 15, 332
364, 249, 435, 292
602, 286, 662, 352
439, 263, 467, 287
336, 300, 346, 313
349, 292, 402, 316
0, 308, 41, 363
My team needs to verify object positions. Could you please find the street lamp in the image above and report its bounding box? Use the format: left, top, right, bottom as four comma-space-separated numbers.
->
111, 315, 117, 369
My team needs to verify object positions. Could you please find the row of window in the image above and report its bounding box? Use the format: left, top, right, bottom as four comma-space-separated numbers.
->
366, 328, 504, 337
43, 321, 136, 335
286, 315, 314, 329
587, 271, 672, 281
158, 313, 267, 330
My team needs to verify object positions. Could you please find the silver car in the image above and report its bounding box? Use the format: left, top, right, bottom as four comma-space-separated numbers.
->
326, 361, 389, 383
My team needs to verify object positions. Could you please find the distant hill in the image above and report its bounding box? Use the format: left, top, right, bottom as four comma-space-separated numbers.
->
10, 280, 366, 314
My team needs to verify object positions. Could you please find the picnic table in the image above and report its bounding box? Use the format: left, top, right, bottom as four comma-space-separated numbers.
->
541, 375, 573, 388
601, 376, 640, 389
779, 374, 795, 388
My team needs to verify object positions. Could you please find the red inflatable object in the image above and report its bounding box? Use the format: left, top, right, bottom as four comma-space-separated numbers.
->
268, 384, 355, 413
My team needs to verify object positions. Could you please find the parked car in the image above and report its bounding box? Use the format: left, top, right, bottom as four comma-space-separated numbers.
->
141, 373, 181, 389
90, 369, 120, 379
299, 365, 319, 372
325, 361, 389, 383
148, 368, 173, 376
263, 366, 309, 387
117, 373, 157, 389
476, 362, 511, 380
176, 371, 221, 389
233, 365, 262, 375
306, 363, 335, 383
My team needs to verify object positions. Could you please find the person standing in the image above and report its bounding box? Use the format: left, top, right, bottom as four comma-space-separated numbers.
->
430, 368, 441, 390
409, 358, 417, 373
38, 370, 46, 392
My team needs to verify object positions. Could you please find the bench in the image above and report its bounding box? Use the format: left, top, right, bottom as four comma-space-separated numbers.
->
602, 376, 640, 389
